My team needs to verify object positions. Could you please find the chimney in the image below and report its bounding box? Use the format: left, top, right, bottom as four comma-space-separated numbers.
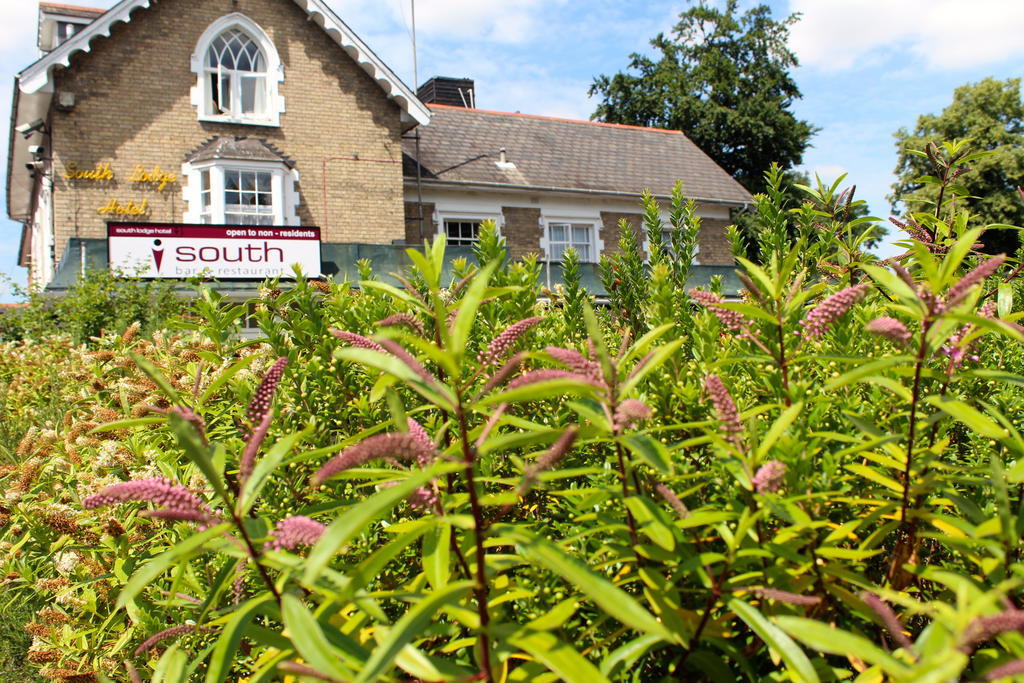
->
417, 77, 476, 108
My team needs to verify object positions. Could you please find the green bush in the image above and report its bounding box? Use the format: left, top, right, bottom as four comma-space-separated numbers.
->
0, 269, 186, 345
3, 145, 1024, 682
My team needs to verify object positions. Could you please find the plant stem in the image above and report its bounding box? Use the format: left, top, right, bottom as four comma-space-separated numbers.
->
231, 512, 282, 604
775, 313, 792, 407
900, 324, 931, 525
455, 402, 494, 683
614, 440, 641, 551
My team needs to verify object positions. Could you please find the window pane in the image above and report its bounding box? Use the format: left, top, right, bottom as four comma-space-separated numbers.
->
549, 224, 566, 242
225, 191, 240, 205
200, 170, 210, 192
240, 173, 255, 192
219, 75, 232, 111
241, 77, 257, 114
257, 173, 272, 191
572, 226, 589, 243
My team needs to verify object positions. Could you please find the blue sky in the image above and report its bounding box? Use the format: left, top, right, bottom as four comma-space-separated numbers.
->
2, 0, 1023, 299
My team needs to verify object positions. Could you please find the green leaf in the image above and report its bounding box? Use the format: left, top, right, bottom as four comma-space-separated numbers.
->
353, 581, 474, 683
167, 410, 230, 504
498, 526, 672, 640
199, 354, 257, 405
478, 378, 599, 407
205, 594, 274, 683
282, 594, 355, 680
825, 357, 908, 390
620, 433, 673, 475
132, 353, 183, 404
117, 523, 231, 609
303, 464, 446, 585
775, 616, 909, 676
88, 417, 164, 433
507, 629, 610, 683
618, 339, 684, 397
756, 402, 803, 459
729, 599, 818, 683
238, 427, 311, 515
334, 347, 455, 408
925, 396, 1006, 439
423, 523, 451, 590
450, 261, 497, 358
998, 283, 1014, 318
152, 644, 188, 683
625, 497, 676, 551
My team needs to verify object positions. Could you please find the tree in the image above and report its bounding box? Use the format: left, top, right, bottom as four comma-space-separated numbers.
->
590, 0, 816, 194
890, 77, 1024, 255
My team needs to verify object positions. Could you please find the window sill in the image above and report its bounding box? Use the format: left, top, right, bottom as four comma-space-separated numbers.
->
198, 114, 280, 128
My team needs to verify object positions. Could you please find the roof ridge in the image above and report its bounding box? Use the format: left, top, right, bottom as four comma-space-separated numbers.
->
39, 2, 105, 14
427, 104, 683, 135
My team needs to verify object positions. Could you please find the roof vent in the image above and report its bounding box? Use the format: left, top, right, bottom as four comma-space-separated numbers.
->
417, 77, 475, 108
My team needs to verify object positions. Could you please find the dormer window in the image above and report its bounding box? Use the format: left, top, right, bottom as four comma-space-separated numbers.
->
55, 21, 82, 46
190, 14, 285, 126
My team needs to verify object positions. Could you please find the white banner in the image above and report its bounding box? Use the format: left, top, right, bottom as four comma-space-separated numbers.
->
107, 223, 321, 279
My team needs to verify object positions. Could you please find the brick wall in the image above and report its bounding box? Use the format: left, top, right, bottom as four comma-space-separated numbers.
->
403, 202, 435, 245
501, 207, 541, 259
48, 0, 407, 255
600, 212, 643, 257
698, 218, 733, 265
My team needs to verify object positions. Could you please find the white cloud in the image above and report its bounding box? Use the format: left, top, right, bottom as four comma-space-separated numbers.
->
789, 0, 1024, 71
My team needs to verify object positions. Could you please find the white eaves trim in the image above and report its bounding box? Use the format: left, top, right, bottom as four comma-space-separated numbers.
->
17, 0, 431, 127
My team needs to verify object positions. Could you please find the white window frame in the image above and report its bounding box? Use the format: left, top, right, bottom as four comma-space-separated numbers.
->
541, 218, 603, 263
436, 211, 503, 246
190, 14, 285, 127
182, 160, 300, 226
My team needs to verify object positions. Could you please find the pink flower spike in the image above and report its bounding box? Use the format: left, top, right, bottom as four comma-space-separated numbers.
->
134, 624, 215, 655
752, 460, 786, 494
506, 369, 604, 391
331, 329, 386, 353
946, 255, 1006, 307
479, 317, 542, 367
406, 418, 435, 466
312, 432, 437, 485
239, 409, 272, 490
860, 592, 913, 650
865, 317, 911, 347
704, 374, 743, 444
246, 357, 288, 427
267, 516, 327, 551
689, 288, 747, 333
986, 659, 1024, 681
801, 284, 869, 338
614, 399, 652, 431
756, 588, 821, 607
83, 478, 210, 518
376, 313, 426, 337
377, 338, 440, 388
545, 346, 603, 383
520, 428, 579, 492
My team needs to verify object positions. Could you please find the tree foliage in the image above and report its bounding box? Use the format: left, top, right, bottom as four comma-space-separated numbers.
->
590, 0, 816, 193
890, 77, 1024, 254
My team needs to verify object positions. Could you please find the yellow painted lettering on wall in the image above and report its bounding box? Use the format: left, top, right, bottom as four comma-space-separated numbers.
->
129, 165, 177, 191
64, 161, 114, 182
97, 199, 150, 216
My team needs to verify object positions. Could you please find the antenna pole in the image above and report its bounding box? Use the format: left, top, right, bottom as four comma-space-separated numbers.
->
411, 0, 419, 90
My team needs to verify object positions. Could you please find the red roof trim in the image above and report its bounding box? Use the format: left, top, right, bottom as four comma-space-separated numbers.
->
427, 103, 682, 135
39, 2, 105, 15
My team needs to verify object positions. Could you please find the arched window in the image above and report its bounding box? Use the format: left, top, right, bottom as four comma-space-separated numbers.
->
191, 14, 284, 126
206, 29, 267, 118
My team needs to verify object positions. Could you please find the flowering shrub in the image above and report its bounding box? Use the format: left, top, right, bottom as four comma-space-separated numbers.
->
3, 144, 1024, 681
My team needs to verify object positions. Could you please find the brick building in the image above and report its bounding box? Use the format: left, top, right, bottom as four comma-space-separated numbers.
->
7, 0, 751, 293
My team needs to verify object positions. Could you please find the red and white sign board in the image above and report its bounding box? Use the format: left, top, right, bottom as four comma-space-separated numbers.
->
107, 223, 321, 279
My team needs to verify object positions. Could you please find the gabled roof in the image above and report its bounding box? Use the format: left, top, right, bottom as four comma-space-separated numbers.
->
185, 136, 295, 168
39, 2, 105, 20
17, 0, 430, 126
404, 105, 753, 205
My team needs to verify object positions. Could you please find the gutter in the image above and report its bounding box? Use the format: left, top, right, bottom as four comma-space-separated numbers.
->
404, 177, 751, 208
6, 77, 21, 221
